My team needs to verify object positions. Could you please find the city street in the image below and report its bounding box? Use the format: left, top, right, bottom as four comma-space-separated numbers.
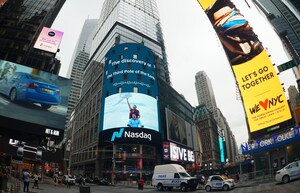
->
15, 178, 300, 193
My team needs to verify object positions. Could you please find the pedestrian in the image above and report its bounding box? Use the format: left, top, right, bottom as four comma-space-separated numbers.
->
32, 173, 39, 189
66, 175, 71, 188
139, 178, 145, 190
54, 174, 58, 185
22, 169, 30, 193
236, 172, 240, 183
224, 170, 229, 178
137, 178, 140, 190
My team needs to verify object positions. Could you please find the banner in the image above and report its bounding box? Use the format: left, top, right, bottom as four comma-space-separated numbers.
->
197, 0, 291, 133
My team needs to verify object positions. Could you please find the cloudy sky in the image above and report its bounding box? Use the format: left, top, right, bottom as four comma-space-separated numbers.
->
52, 0, 297, 147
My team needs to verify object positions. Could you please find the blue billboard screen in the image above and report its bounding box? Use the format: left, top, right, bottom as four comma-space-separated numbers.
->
100, 43, 160, 134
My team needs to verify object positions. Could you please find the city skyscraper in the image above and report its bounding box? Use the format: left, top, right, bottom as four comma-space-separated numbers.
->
195, 71, 217, 113
252, 0, 300, 81
195, 70, 238, 165
0, 0, 66, 74
65, 19, 98, 124
65, 0, 196, 179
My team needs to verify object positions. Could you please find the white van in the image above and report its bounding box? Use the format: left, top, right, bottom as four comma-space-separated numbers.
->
152, 164, 198, 191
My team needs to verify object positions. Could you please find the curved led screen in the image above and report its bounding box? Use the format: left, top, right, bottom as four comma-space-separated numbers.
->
197, 0, 291, 133
100, 43, 160, 134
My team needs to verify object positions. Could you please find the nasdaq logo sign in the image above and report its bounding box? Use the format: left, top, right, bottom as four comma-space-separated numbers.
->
110, 128, 152, 142
111, 128, 124, 142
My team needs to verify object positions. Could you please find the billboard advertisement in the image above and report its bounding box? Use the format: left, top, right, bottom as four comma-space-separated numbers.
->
33, 27, 64, 53
0, 60, 71, 134
103, 92, 159, 131
99, 43, 160, 143
162, 141, 195, 163
197, 0, 291, 133
166, 108, 193, 147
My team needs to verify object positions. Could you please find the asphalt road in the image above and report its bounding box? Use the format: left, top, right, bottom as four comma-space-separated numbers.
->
14, 178, 300, 193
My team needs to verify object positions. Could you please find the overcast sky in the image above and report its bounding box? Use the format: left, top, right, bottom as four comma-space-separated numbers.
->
52, 0, 297, 147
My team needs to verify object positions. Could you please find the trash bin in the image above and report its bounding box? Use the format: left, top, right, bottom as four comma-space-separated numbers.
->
79, 186, 90, 193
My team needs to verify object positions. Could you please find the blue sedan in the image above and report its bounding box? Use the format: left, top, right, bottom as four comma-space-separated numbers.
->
0, 72, 61, 109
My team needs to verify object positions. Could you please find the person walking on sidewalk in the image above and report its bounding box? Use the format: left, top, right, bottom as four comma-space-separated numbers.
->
22, 169, 30, 193
32, 173, 39, 189
139, 178, 145, 190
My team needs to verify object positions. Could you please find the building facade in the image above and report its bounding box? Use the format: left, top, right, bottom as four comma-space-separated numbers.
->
195, 71, 238, 166
66, 0, 198, 181
194, 105, 221, 170
253, 0, 300, 81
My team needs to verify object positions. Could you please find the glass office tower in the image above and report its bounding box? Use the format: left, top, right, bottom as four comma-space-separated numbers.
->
66, 0, 195, 182
253, 0, 300, 80
0, 0, 65, 73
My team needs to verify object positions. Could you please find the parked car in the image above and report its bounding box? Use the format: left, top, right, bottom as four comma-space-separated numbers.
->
62, 175, 76, 185
93, 176, 111, 185
275, 160, 300, 184
152, 164, 198, 191
0, 72, 61, 109
204, 175, 235, 192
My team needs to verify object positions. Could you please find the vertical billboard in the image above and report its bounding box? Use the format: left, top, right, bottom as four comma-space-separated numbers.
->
166, 108, 193, 147
0, 60, 71, 137
197, 0, 291, 133
33, 27, 64, 53
99, 43, 161, 145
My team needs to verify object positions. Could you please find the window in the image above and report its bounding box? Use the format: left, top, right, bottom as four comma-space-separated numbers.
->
133, 54, 137, 59
124, 46, 128, 50
123, 74, 128, 80
110, 77, 113, 83
133, 87, 138, 93
117, 87, 122, 93
112, 50, 116, 54
147, 90, 151, 96
137, 47, 141, 52
174, 173, 180, 178
119, 54, 123, 59
114, 64, 118, 70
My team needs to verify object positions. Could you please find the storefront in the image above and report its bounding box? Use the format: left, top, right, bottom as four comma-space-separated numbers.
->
241, 126, 300, 174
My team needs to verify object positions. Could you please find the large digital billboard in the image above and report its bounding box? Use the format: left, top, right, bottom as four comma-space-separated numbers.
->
166, 108, 193, 148
163, 141, 195, 163
0, 60, 71, 134
197, 0, 291, 133
103, 92, 159, 131
99, 43, 160, 143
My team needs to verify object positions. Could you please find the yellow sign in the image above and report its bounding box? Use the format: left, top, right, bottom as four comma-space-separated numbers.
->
196, 0, 292, 132
233, 51, 291, 132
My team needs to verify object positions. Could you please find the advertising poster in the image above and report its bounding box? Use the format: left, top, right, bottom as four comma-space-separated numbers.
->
197, 0, 291, 133
0, 60, 71, 131
33, 27, 64, 53
166, 108, 193, 147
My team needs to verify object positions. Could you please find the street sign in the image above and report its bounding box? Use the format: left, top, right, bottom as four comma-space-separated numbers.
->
277, 60, 297, 72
